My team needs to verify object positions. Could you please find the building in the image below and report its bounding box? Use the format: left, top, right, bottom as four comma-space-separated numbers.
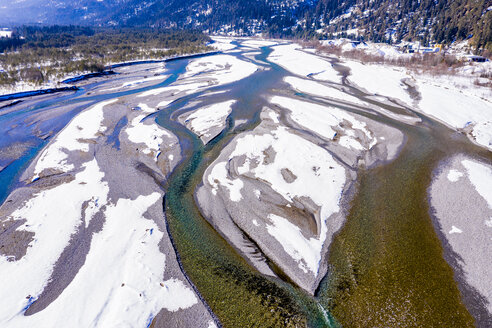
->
0, 28, 13, 38
463, 55, 488, 63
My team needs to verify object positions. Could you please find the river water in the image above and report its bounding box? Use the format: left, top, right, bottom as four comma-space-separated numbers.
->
1, 41, 490, 327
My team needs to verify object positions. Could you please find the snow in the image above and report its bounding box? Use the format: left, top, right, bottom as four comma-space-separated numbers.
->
447, 169, 463, 182
230, 124, 345, 207
471, 121, 492, 149
321, 39, 345, 47
100, 75, 168, 92
359, 43, 404, 59
342, 42, 357, 52
184, 54, 258, 85
329, 7, 354, 24
0, 30, 12, 38
210, 37, 237, 51
449, 226, 463, 234
157, 99, 173, 108
183, 100, 236, 141
343, 60, 413, 107
138, 55, 257, 99
284, 76, 366, 106
137, 82, 208, 98
415, 78, 492, 151
1, 191, 197, 327
32, 99, 118, 180
462, 159, 492, 208
254, 189, 261, 199
207, 161, 244, 201
270, 96, 376, 151
341, 55, 492, 148
267, 214, 319, 274
221, 118, 346, 275
458, 61, 492, 80
0, 159, 109, 325
241, 40, 278, 48
125, 103, 171, 159
317, 40, 492, 149
268, 44, 340, 81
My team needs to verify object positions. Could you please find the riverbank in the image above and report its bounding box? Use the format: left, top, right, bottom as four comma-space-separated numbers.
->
0, 55, 218, 328
0, 51, 221, 98
306, 42, 492, 152
429, 154, 492, 327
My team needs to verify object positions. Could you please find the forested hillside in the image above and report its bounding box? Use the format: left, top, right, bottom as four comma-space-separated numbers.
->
0, 0, 490, 50
0, 27, 210, 86
315, 0, 492, 50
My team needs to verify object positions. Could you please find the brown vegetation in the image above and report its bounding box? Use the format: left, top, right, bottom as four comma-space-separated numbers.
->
313, 40, 492, 86
316, 42, 467, 75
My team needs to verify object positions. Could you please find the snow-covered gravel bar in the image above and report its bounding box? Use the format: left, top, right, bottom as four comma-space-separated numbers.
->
338, 59, 492, 151
0, 94, 214, 327
178, 100, 236, 144
197, 91, 405, 293
429, 155, 492, 321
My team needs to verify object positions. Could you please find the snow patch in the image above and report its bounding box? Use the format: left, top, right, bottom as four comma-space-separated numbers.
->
0, 159, 109, 325
449, 226, 463, 234
207, 162, 244, 201
207, 320, 218, 328
462, 159, 492, 208
217, 122, 346, 275
184, 100, 235, 141
125, 103, 171, 159
270, 96, 376, 150
268, 44, 340, 81
284, 76, 366, 106
267, 214, 320, 274
343, 60, 413, 107
447, 169, 463, 182
184, 55, 258, 86
32, 99, 118, 180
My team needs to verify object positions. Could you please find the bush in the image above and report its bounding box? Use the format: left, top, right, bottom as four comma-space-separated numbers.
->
20, 67, 44, 84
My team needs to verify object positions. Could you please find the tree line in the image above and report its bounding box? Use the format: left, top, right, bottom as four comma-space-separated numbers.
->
0, 26, 211, 87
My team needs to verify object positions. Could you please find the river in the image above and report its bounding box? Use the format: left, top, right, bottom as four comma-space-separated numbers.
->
0, 39, 490, 327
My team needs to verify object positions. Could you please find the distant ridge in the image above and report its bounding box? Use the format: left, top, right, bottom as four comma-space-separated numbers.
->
1, 0, 490, 49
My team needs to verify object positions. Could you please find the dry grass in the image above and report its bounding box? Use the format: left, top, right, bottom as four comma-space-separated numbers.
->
317, 42, 464, 75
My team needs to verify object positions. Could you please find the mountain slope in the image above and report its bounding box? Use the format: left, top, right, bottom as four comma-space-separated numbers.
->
0, 0, 490, 49
0, 0, 310, 34
315, 0, 492, 49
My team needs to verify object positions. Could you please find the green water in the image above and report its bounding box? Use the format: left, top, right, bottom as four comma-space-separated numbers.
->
153, 42, 492, 327
156, 46, 340, 327
318, 111, 492, 327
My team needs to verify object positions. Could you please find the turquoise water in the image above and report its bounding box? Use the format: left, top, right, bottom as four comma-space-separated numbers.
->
0, 58, 189, 205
